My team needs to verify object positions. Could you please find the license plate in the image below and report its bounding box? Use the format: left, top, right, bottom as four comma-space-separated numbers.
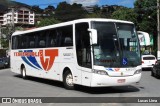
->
117, 79, 125, 83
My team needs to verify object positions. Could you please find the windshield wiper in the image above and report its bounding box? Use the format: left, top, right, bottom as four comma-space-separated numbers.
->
109, 38, 120, 67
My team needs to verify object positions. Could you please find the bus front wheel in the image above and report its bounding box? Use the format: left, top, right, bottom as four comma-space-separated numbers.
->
63, 71, 74, 90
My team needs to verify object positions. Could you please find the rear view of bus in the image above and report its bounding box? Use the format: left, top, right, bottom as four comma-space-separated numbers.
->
88, 20, 142, 87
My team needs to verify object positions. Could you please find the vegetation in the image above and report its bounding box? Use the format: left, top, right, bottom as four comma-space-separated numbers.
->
134, 0, 157, 32
111, 8, 138, 24
0, 0, 158, 52
134, 0, 157, 54
55, 2, 86, 22
36, 18, 61, 27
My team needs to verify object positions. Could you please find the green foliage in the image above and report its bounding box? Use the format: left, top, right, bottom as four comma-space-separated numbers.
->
111, 8, 138, 24
55, 2, 86, 22
134, 0, 157, 55
36, 18, 61, 27
0, 39, 8, 48
0, 49, 6, 58
85, 13, 106, 18
134, 0, 157, 32
0, 26, 12, 49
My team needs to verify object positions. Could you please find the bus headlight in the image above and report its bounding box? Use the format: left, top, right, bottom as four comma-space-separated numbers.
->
134, 69, 142, 74
92, 69, 108, 75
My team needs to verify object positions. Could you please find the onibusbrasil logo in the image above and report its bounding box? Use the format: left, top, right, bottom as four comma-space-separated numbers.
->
14, 49, 58, 71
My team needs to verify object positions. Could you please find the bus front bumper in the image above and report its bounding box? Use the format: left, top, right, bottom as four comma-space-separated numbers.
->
90, 73, 142, 87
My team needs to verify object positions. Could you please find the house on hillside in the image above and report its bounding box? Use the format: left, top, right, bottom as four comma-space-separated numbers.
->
0, 7, 35, 26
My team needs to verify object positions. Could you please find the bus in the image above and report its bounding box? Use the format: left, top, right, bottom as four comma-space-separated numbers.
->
11, 18, 142, 89
137, 31, 150, 46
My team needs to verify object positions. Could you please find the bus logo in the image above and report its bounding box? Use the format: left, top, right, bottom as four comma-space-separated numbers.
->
122, 58, 128, 65
14, 49, 58, 71
39, 49, 58, 71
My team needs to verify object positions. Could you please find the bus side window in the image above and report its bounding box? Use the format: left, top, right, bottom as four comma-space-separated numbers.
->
37, 31, 46, 48
12, 36, 18, 49
50, 39, 56, 47
58, 25, 73, 47
28, 33, 36, 48
19, 35, 27, 49
30, 41, 35, 48
47, 29, 57, 47
39, 40, 46, 48
64, 37, 72, 46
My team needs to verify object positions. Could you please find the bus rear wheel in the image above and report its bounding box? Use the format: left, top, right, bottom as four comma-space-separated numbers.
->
21, 67, 27, 79
63, 71, 74, 90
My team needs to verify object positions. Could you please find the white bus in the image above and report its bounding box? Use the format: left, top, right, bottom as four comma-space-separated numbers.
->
11, 18, 142, 89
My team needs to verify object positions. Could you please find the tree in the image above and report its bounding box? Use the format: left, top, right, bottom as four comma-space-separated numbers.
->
111, 8, 138, 24
44, 5, 55, 14
0, 26, 11, 49
93, 5, 101, 13
31, 5, 43, 13
85, 13, 104, 18
134, 0, 157, 32
0, 38, 8, 48
55, 2, 86, 22
134, 0, 157, 55
36, 18, 61, 27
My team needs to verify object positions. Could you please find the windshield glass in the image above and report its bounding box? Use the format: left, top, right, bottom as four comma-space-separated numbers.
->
91, 21, 141, 67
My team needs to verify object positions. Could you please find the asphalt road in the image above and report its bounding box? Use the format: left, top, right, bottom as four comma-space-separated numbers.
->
0, 68, 160, 106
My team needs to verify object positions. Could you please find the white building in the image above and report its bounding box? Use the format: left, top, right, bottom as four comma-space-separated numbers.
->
83, 6, 94, 13
0, 7, 35, 26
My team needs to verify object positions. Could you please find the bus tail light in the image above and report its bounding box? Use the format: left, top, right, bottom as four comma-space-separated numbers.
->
141, 61, 144, 64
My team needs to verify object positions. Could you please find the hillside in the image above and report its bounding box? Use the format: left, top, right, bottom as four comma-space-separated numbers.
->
0, 0, 42, 13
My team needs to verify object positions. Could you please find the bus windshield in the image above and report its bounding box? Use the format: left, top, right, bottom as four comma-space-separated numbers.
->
91, 21, 141, 67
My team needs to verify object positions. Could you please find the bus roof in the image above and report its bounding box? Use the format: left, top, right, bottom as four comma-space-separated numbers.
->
12, 18, 134, 36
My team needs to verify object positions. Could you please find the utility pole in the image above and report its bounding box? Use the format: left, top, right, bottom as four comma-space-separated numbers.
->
8, 7, 15, 52
157, 0, 160, 59
11, 7, 15, 30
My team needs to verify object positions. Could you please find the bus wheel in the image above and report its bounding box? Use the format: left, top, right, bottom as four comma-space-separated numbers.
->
21, 67, 27, 79
63, 71, 74, 90
151, 68, 155, 77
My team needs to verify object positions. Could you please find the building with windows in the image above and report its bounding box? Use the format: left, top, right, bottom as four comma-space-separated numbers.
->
0, 7, 35, 26
0, 12, 4, 25
83, 6, 94, 13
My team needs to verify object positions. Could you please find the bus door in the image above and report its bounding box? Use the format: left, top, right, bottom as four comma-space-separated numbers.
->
75, 23, 92, 86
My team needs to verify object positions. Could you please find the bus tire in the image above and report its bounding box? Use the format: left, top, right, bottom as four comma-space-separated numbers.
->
151, 68, 155, 77
21, 66, 27, 79
63, 70, 74, 90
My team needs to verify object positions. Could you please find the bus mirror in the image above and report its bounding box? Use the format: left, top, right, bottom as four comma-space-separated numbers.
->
88, 29, 97, 45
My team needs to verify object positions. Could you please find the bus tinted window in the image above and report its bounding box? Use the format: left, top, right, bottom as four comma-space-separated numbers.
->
57, 25, 73, 47
12, 25, 73, 49
12, 36, 18, 49
20, 35, 27, 49
28, 33, 36, 48
47, 29, 58, 47
37, 31, 46, 48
